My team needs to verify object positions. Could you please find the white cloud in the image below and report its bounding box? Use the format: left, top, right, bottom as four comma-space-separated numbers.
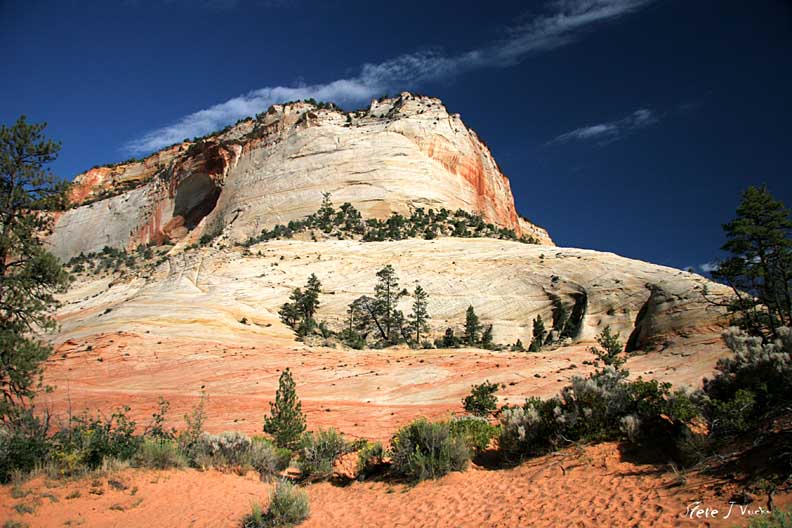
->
125, 0, 654, 154
699, 261, 720, 273
551, 108, 659, 144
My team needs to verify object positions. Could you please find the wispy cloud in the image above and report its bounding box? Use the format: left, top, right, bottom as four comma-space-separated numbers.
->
699, 261, 720, 273
125, 0, 654, 154
551, 108, 658, 144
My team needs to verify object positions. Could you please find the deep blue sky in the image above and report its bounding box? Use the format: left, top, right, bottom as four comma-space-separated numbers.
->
2, 0, 791, 271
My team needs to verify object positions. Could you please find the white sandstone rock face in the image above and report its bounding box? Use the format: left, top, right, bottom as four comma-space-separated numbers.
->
53, 238, 730, 355
49, 93, 551, 261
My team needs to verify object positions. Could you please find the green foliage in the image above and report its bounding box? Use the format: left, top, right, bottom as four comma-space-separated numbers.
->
408, 285, 430, 345
51, 407, 140, 475
193, 431, 252, 468
243, 480, 310, 528
480, 325, 494, 349
135, 438, 186, 469
435, 327, 461, 348
263, 369, 307, 450
463, 381, 499, 417
463, 306, 481, 346
389, 418, 469, 481
373, 265, 408, 344
712, 186, 792, 338
448, 416, 499, 453
241, 199, 539, 247
249, 437, 292, 480
0, 410, 49, 483
745, 509, 792, 528
355, 441, 384, 478
589, 326, 625, 368
297, 428, 348, 481
529, 315, 546, 352
178, 392, 207, 461
1, 116, 70, 421
279, 275, 322, 337
698, 326, 792, 448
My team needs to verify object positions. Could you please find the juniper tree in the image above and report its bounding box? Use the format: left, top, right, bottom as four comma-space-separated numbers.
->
263, 368, 306, 450
463, 306, 481, 346
0, 116, 70, 421
529, 315, 547, 352
408, 285, 430, 345
711, 186, 792, 339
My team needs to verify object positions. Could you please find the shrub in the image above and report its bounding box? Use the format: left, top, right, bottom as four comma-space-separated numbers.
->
297, 428, 348, 481
0, 411, 50, 483
52, 407, 140, 474
448, 415, 499, 453
462, 381, 499, 417
745, 509, 792, 528
194, 431, 251, 468
356, 441, 384, 479
499, 397, 557, 458
135, 438, 186, 469
243, 480, 310, 528
390, 418, 469, 481
249, 438, 291, 480
704, 327, 792, 417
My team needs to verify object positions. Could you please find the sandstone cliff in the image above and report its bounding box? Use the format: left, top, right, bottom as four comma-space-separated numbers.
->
49, 93, 552, 260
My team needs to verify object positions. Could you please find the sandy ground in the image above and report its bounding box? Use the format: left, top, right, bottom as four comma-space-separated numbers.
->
39, 331, 726, 442
2, 442, 788, 528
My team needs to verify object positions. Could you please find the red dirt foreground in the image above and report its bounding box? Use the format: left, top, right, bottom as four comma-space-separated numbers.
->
39, 331, 726, 442
1, 442, 789, 528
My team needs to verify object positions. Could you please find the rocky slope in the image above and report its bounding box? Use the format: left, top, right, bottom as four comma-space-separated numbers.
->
48, 92, 552, 261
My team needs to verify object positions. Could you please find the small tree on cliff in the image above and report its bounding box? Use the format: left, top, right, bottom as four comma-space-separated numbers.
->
263, 368, 306, 450
279, 274, 322, 337
589, 326, 625, 369
0, 116, 70, 422
529, 315, 547, 352
408, 285, 430, 345
373, 265, 407, 343
464, 306, 481, 346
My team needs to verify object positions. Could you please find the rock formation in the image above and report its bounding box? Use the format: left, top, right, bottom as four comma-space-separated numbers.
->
49, 92, 552, 261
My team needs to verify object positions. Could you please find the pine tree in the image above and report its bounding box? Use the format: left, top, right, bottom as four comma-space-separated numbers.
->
589, 326, 624, 368
408, 285, 430, 345
463, 305, 481, 346
279, 274, 322, 337
373, 265, 407, 343
1, 116, 70, 421
263, 368, 306, 449
712, 186, 792, 338
481, 325, 494, 349
529, 315, 546, 352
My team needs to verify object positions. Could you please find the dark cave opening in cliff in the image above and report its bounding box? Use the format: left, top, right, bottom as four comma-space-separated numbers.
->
173, 173, 222, 230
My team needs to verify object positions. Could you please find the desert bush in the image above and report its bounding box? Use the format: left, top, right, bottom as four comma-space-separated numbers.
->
0, 411, 50, 483
194, 431, 252, 468
462, 381, 499, 416
745, 509, 792, 528
243, 480, 310, 528
249, 437, 291, 480
498, 397, 558, 458
135, 438, 186, 469
356, 441, 384, 479
51, 407, 140, 474
704, 327, 792, 424
389, 418, 469, 481
448, 415, 499, 453
297, 428, 348, 481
